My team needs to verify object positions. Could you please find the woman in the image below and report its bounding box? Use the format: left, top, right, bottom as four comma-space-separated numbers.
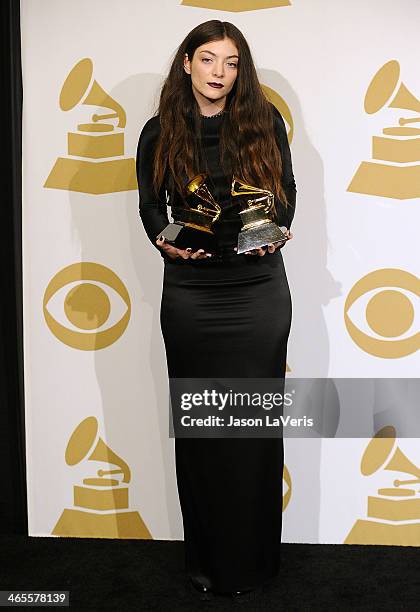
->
136, 20, 296, 599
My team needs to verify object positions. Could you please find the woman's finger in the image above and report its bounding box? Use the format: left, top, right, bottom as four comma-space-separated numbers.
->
191, 249, 205, 259
179, 247, 192, 259
279, 227, 289, 241
157, 236, 175, 253
156, 236, 177, 258
163, 246, 182, 260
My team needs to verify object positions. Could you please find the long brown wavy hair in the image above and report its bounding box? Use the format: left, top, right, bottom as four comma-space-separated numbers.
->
151, 20, 289, 222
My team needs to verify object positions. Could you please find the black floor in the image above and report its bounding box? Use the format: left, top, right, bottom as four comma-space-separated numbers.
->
0, 536, 419, 610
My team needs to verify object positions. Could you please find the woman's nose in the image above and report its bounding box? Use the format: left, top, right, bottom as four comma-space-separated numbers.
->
212, 63, 224, 78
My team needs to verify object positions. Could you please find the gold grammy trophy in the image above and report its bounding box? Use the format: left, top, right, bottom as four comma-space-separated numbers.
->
157, 173, 221, 252
53, 417, 152, 538
345, 426, 420, 546
44, 58, 137, 194
348, 60, 420, 200
231, 176, 287, 254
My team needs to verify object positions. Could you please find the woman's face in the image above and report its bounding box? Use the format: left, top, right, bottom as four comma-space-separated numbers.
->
184, 38, 239, 111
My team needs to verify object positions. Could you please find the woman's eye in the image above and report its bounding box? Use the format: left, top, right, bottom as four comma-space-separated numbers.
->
201, 58, 237, 68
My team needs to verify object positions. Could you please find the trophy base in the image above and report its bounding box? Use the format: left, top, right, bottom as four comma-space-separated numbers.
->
157, 223, 217, 252
237, 222, 287, 254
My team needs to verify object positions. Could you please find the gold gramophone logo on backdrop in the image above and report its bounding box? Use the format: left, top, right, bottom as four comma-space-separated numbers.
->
44, 58, 137, 194
261, 84, 294, 143
344, 268, 420, 359
283, 464, 292, 512
43, 262, 131, 350
348, 60, 420, 200
345, 426, 420, 545
53, 417, 152, 538
181, 0, 291, 11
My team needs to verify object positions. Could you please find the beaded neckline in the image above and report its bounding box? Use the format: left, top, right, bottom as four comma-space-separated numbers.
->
199, 109, 226, 119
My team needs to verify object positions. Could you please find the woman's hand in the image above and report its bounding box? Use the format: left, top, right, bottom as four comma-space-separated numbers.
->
234, 227, 294, 256
156, 236, 212, 259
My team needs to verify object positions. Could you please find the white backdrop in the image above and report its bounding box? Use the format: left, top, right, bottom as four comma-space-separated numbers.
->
21, 0, 419, 545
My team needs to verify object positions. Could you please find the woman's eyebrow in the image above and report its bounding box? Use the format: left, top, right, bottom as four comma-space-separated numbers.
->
199, 50, 239, 59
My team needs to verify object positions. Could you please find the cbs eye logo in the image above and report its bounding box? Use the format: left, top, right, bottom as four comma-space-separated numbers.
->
43, 262, 131, 350
344, 269, 419, 359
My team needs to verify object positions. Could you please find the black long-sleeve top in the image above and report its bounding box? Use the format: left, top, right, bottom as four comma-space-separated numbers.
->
136, 103, 296, 260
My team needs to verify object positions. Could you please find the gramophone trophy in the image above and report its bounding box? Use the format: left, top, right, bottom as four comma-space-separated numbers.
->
231, 176, 288, 254
157, 173, 221, 252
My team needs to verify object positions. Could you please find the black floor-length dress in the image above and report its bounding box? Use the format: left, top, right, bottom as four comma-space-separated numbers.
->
136, 104, 296, 593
